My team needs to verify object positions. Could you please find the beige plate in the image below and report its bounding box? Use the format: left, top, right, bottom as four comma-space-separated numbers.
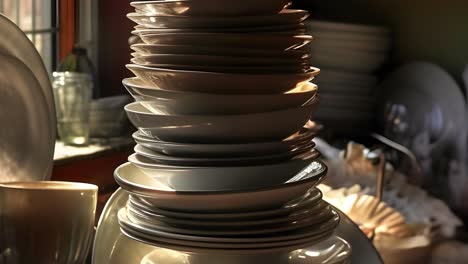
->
136, 32, 312, 50
126, 64, 319, 94
130, 53, 308, 67
130, 43, 309, 58
125, 101, 316, 143
127, 10, 309, 29
123, 78, 317, 115
132, 26, 306, 35
128, 63, 310, 74
130, 0, 291, 16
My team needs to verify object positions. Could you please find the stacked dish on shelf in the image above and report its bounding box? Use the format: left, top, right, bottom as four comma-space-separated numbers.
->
93, 1, 353, 263
305, 20, 391, 134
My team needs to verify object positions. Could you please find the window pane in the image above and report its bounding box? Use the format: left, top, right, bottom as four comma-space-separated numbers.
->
35, 33, 52, 74
36, 0, 51, 30
3, 0, 19, 25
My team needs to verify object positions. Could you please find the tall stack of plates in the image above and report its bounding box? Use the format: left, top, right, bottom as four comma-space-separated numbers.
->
306, 20, 391, 134
93, 1, 353, 263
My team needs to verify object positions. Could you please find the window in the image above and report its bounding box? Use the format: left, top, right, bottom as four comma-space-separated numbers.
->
0, 0, 58, 73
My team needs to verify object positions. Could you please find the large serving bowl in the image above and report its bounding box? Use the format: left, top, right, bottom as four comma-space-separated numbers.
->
134, 33, 312, 50
124, 101, 316, 143
123, 151, 320, 191
130, 53, 309, 67
114, 160, 326, 212
123, 78, 317, 115
126, 64, 319, 94
127, 10, 309, 29
130, 44, 310, 58
130, 0, 291, 16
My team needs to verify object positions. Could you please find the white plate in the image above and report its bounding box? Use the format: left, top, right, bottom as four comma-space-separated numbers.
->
122, 205, 337, 237
130, 43, 309, 58
115, 161, 327, 212
123, 78, 317, 116
127, 10, 309, 29
133, 142, 315, 166
0, 54, 53, 182
136, 32, 312, 50
128, 188, 323, 220
119, 153, 321, 192
131, 127, 316, 158
130, 0, 291, 16
0, 14, 55, 179
130, 53, 308, 67
127, 198, 328, 227
125, 101, 315, 143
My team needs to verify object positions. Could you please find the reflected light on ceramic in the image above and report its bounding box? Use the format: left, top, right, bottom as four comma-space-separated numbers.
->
305, 250, 321, 257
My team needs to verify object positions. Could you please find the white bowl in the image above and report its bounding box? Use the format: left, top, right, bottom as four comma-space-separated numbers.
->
124, 101, 316, 143
130, 53, 308, 67
124, 150, 320, 191
123, 78, 317, 115
126, 64, 319, 94
133, 142, 316, 166
130, 0, 291, 16
127, 10, 309, 29
130, 44, 309, 58
135, 33, 312, 50
114, 160, 327, 212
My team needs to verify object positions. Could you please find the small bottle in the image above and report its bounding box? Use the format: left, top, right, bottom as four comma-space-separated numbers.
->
58, 45, 98, 98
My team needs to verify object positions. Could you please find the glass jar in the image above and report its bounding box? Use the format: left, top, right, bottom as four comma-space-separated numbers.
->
52, 72, 93, 146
